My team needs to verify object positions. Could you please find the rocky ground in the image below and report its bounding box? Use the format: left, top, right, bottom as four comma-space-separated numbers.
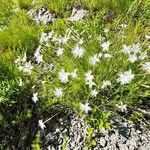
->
39, 107, 150, 150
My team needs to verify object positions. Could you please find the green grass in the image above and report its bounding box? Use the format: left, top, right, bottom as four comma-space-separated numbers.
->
0, 0, 150, 148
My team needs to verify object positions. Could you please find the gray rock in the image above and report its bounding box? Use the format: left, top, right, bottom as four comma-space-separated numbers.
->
128, 145, 135, 150
136, 130, 142, 134
103, 147, 109, 150
140, 135, 149, 145
126, 139, 137, 148
145, 143, 150, 149
118, 135, 127, 144
100, 137, 106, 147
108, 145, 118, 150
118, 144, 129, 150
138, 146, 149, 150
110, 132, 119, 144
39, 108, 150, 150
105, 134, 110, 141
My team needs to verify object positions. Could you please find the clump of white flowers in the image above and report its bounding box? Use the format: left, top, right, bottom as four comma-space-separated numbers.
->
15, 52, 34, 74
122, 43, 147, 63
117, 70, 134, 85
40, 31, 54, 44
19, 61, 33, 74
34, 46, 43, 64
98, 40, 113, 61
85, 70, 96, 88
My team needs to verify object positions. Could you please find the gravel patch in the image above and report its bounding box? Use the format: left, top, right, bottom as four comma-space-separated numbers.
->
27, 8, 55, 24
39, 109, 150, 150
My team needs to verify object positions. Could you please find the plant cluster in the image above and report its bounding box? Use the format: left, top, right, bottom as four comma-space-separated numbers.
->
0, 0, 149, 148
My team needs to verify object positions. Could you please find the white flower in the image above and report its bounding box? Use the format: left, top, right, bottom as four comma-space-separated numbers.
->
85, 70, 94, 82
142, 62, 150, 73
128, 54, 138, 63
86, 80, 96, 88
54, 88, 63, 98
117, 102, 127, 112
138, 52, 147, 60
131, 43, 141, 54
56, 35, 69, 44
62, 36, 69, 44
72, 44, 85, 58
40, 32, 53, 43
58, 69, 69, 83
70, 69, 78, 78
104, 28, 109, 33
122, 43, 141, 55
101, 41, 111, 51
32, 92, 39, 103
56, 47, 64, 56
89, 54, 100, 65
34, 46, 43, 64
117, 70, 134, 85
20, 61, 33, 74
85, 70, 95, 88
120, 24, 127, 29
122, 44, 132, 54
80, 103, 91, 114
97, 35, 105, 42
104, 53, 112, 59
91, 89, 98, 97
101, 80, 111, 89
68, 8, 87, 21
38, 120, 46, 130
